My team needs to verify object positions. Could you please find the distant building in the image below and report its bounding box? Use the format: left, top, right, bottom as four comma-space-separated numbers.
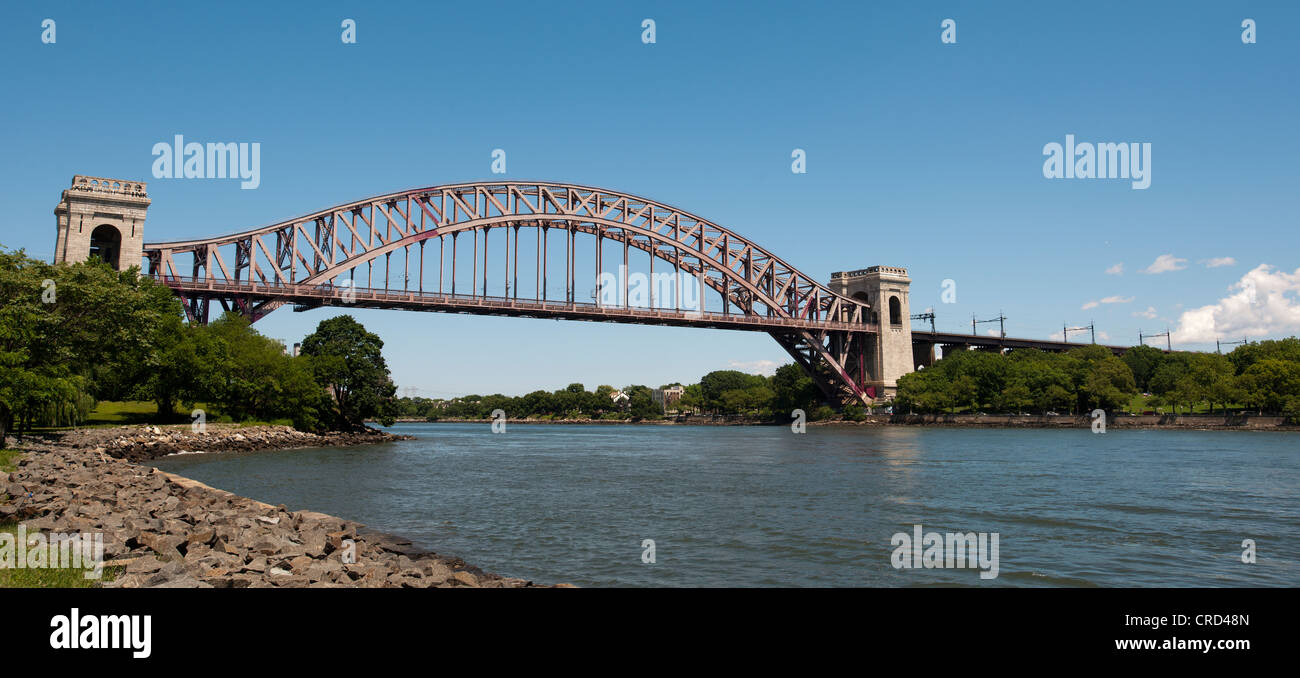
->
610, 390, 630, 410
653, 385, 685, 414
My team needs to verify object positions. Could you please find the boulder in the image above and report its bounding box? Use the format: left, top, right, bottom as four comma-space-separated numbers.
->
185, 527, 216, 546
139, 532, 186, 561
124, 555, 166, 575
422, 561, 454, 584
143, 560, 187, 586
152, 575, 214, 588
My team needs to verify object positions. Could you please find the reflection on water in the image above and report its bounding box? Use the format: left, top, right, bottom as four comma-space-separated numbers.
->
151, 423, 1299, 587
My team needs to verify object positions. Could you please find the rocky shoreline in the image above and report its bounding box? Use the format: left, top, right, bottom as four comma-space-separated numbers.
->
1, 427, 558, 588
45, 423, 413, 463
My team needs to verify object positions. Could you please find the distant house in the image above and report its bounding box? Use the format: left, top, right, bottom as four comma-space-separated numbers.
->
610, 390, 630, 410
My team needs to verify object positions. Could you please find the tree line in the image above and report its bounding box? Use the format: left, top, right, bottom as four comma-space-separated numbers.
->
0, 246, 397, 448
895, 340, 1300, 416
397, 339, 1300, 423
395, 363, 838, 422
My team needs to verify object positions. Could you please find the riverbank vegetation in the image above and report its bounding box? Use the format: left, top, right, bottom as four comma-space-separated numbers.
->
895, 341, 1300, 416
0, 246, 397, 448
397, 363, 839, 422
395, 340, 1300, 423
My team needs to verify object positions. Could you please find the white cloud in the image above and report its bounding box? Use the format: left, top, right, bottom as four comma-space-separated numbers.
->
1141, 254, 1188, 274
1174, 265, 1300, 344
1081, 295, 1133, 310
1105, 263, 1123, 275
1203, 257, 1236, 268
1097, 330, 1111, 341
728, 359, 778, 376
1133, 306, 1158, 319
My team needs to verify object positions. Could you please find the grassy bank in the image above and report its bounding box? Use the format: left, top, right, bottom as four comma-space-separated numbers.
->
17, 400, 295, 434
0, 448, 18, 503
0, 448, 20, 473
0, 522, 124, 588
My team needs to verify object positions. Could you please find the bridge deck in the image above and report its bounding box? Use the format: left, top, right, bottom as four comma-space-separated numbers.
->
158, 278, 879, 334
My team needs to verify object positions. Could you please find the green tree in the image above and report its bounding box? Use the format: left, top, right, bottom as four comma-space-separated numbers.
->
719, 386, 774, 415
996, 375, 1034, 414
678, 383, 705, 413
1121, 344, 1166, 392
137, 316, 229, 418
1227, 337, 1300, 375
628, 390, 659, 419
699, 370, 767, 413
519, 390, 556, 417
0, 246, 183, 446
300, 315, 397, 430
206, 314, 328, 429
1066, 345, 1137, 412
949, 374, 978, 412
1149, 354, 1192, 412
1239, 359, 1300, 413
1009, 349, 1073, 413
1081, 359, 1137, 410
1183, 353, 1238, 413
771, 363, 821, 415
897, 365, 954, 413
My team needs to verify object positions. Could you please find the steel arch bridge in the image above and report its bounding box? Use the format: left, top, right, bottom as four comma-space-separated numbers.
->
143, 181, 880, 406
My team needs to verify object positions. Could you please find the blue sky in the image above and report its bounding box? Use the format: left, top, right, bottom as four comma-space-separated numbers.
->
2, 1, 1297, 396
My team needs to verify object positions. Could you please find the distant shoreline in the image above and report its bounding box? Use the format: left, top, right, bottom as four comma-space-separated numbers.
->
384, 413, 1299, 432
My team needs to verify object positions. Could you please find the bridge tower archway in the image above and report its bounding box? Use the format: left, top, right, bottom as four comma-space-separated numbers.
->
89, 224, 122, 269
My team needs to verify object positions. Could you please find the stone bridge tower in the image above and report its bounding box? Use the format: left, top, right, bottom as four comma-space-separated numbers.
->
831, 266, 913, 398
53, 175, 150, 272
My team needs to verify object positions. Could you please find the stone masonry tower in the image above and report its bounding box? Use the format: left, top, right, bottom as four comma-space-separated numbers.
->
831, 266, 913, 398
53, 175, 150, 272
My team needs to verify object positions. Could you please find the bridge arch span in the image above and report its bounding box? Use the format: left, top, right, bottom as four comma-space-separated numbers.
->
144, 181, 878, 405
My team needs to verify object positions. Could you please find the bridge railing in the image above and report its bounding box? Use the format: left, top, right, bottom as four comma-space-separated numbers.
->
150, 275, 878, 333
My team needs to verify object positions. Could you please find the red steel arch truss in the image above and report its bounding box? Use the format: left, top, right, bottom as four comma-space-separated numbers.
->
144, 181, 877, 405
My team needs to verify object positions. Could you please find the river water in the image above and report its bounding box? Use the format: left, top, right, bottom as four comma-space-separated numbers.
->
150, 423, 1299, 587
